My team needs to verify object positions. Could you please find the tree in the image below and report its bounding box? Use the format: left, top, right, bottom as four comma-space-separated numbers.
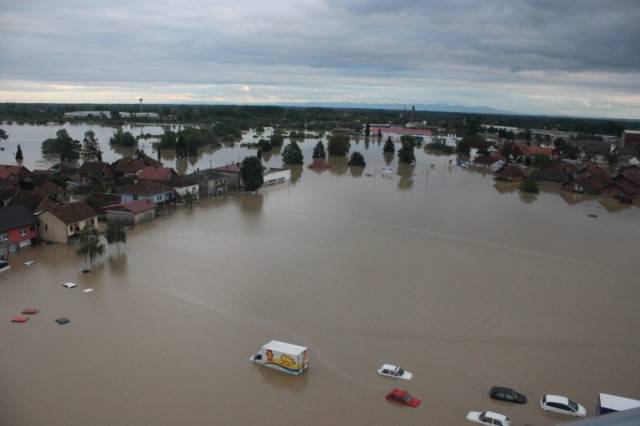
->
0, 129, 8, 140
82, 130, 101, 161
75, 228, 105, 268
398, 140, 416, 164
348, 151, 366, 167
182, 191, 197, 208
105, 220, 126, 254
15, 144, 23, 162
42, 129, 81, 161
258, 139, 272, 152
109, 129, 137, 147
270, 132, 284, 147
531, 154, 552, 168
240, 156, 264, 191
456, 134, 484, 156
383, 136, 395, 153
377, 128, 382, 139
312, 140, 326, 159
519, 177, 539, 194
176, 133, 188, 158
365, 123, 370, 137
282, 141, 304, 165
327, 134, 350, 156
400, 135, 416, 148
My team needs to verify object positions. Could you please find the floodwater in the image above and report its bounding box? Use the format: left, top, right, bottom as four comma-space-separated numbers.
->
1, 125, 640, 426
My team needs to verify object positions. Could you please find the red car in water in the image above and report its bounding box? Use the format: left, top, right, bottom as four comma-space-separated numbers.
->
385, 388, 422, 408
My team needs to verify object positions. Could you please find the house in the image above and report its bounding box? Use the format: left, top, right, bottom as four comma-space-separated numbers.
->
137, 166, 176, 182
34, 182, 67, 202
564, 175, 612, 195
7, 190, 60, 214
38, 202, 97, 244
0, 186, 18, 207
583, 142, 611, 166
170, 174, 200, 199
105, 199, 156, 225
193, 169, 227, 197
78, 162, 116, 182
112, 154, 162, 177
473, 155, 505, 172
0, 206, 38, 257
495, 165, 525, 182
214, 163, 243, 190
511, 143, 554, 162
30, 169, 55, 186
622, 130, 640, 151
532, 164, 573, 185
117, 181, 175, 204
214, 163, 291, 190
0, 165, 31, 181
64, 111, 111, 119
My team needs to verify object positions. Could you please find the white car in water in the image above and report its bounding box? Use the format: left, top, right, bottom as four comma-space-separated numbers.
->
467, 410, 511, 426
377, 364, 413, 380
540, 394, 587, 417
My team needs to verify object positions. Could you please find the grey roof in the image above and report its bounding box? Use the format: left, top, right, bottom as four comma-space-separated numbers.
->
558, 407, 640, 425
0, 206, 38, 232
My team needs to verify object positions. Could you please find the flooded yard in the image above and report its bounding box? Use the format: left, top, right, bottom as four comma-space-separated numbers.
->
1, 124, 639, 425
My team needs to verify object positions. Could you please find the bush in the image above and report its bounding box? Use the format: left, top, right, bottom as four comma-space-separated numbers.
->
519, 177, 539, 194
328, 134, 350, 156
348, 151, 366, 167
270, 132, 284, 147
110, 129, 137, 147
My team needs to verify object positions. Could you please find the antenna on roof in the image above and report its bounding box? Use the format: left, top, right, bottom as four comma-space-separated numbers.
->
139, 98, 143, 114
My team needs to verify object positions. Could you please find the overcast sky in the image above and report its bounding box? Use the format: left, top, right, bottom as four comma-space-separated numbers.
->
1, 0, 639, 118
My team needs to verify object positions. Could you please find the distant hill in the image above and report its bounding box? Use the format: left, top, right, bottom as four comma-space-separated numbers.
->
281, 102, 515, 115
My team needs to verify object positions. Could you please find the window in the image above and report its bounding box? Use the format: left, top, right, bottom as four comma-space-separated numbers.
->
45, 224, 48, 232
20, 227, 27, 236
69, 225, 73, 232
0, 233, 8, 242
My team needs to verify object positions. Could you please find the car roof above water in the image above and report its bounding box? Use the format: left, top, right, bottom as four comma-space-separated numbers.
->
544, 394, 570, 404
484, 411, 508, 421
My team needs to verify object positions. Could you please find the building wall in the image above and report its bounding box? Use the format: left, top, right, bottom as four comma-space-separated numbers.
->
106, 209, 154, 226
199, 178, 227, 197
264, 169, 291, 186
174, 184, 200, 198
38, 212, 97, 244
216, 172, 241, 190
121, 191, 172, 204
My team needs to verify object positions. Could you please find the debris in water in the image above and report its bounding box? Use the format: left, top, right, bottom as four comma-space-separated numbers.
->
83, 288, 94, 294
588, 214, 598, 218
62, 282, 77, 289
21, 307, 39, 315
11, 315, 29, 323
55, 317, 70, 325
24, 260, 36, 267
82, 269, 91, 274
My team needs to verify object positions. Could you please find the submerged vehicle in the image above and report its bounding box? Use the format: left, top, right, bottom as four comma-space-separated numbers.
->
250, 340, 309, 376
377, 364, 413, 380
489, 386, 527, 404
385, 388, 421, 408
540, 394, 587, 417
467, 410, 511, 426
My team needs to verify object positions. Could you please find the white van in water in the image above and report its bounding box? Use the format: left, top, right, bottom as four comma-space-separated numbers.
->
250, 340, 309, 376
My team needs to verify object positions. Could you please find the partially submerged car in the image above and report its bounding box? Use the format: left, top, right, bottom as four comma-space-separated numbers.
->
490, 386, 527, 404
540, 394, 587, 417
377, 364, 413, 380
467, 410, 511, 426
385, 388, 421, 408
62, 282, 77, 289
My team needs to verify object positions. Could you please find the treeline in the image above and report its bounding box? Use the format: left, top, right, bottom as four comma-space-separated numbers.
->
2, 103, 638, 136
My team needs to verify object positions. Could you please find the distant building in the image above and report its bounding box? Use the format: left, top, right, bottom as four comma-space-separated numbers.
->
64, 111, 112, 119
119, 112, 160, 119
263, 168, 291, 186
214, 163, 290, 190
193, 169, 227, 198
622, 130, 640, 150
117, 181, 175, 205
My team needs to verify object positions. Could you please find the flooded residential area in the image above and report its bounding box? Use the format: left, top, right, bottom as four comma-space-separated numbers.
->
1, 123, 639, 426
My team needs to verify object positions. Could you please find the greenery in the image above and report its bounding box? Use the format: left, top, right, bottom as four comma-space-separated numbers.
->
365, 123, 370, 137
182, 191, 197, 207
15, 144, 23, 161
105, 220, 126, 254
327, 134, 350, 156
258, 139, 272, 152
400, 135, 416, 147
531, 153, 552, 168
0, 128, 8, 140
553, 138, 580, 159
76, 228, 105, 267
398, 140, 416, 164
42, 129, 81, 161
82, 130, 101, 161
312, 140, 326, 159
348, 151, 366, 167
240, 156, 264, 191
426, 142, 455, 154
519, 177, 540, 194
456, 134, 485, 156
270, 132, 284, 147
282, 141, 304, 165
109, 129, 137, 147
383, 136, 395, 153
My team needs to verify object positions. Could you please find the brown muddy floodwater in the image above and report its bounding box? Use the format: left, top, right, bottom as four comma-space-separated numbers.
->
2, 136, 640, 426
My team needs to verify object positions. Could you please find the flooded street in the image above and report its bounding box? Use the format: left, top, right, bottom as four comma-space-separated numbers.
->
1, 126, 640, 425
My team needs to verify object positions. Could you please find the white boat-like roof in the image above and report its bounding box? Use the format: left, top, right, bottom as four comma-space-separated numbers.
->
545, 394, 570, 404
262, 340, 307, 356
380, 364, 398, 370
484, 411, 508, 421
600, 393, 640, 411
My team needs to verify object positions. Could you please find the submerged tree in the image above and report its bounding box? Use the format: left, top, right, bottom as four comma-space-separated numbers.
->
15, 144, 23, 162
76, 228, 105, 267
348, 151, 366, 167
82, 130, 101, 161
282, 141, 304, 165
383, 136, 395, 153
327, 134, 350, 156
240, 156, 264, 192
312, 140, 326, 159
42, 129, 81, 162
270, 132, 284, 147
0, 128, 8, 140
519, 177, 540, 194
398, 139, 416, 164
109, 129, 137, 147
182, 191, 197, 208
105, 220, 127, 254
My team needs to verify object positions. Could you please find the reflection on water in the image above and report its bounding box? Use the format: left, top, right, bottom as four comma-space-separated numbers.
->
290, 165, 303, 184
107, 253, 128, 275
349, 165, 364, 178
518, 191, 538, 204
328, 156, 348, 176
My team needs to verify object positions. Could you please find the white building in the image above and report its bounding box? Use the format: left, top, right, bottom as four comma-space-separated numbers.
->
64, 111, 112, 119
263, 168, 290, 186
119, 112, 160, 119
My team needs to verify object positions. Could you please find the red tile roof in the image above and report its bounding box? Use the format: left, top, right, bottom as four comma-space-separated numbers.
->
137, 166, 175, 181
215, 163, 242, 173
107, 199, 156, 214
